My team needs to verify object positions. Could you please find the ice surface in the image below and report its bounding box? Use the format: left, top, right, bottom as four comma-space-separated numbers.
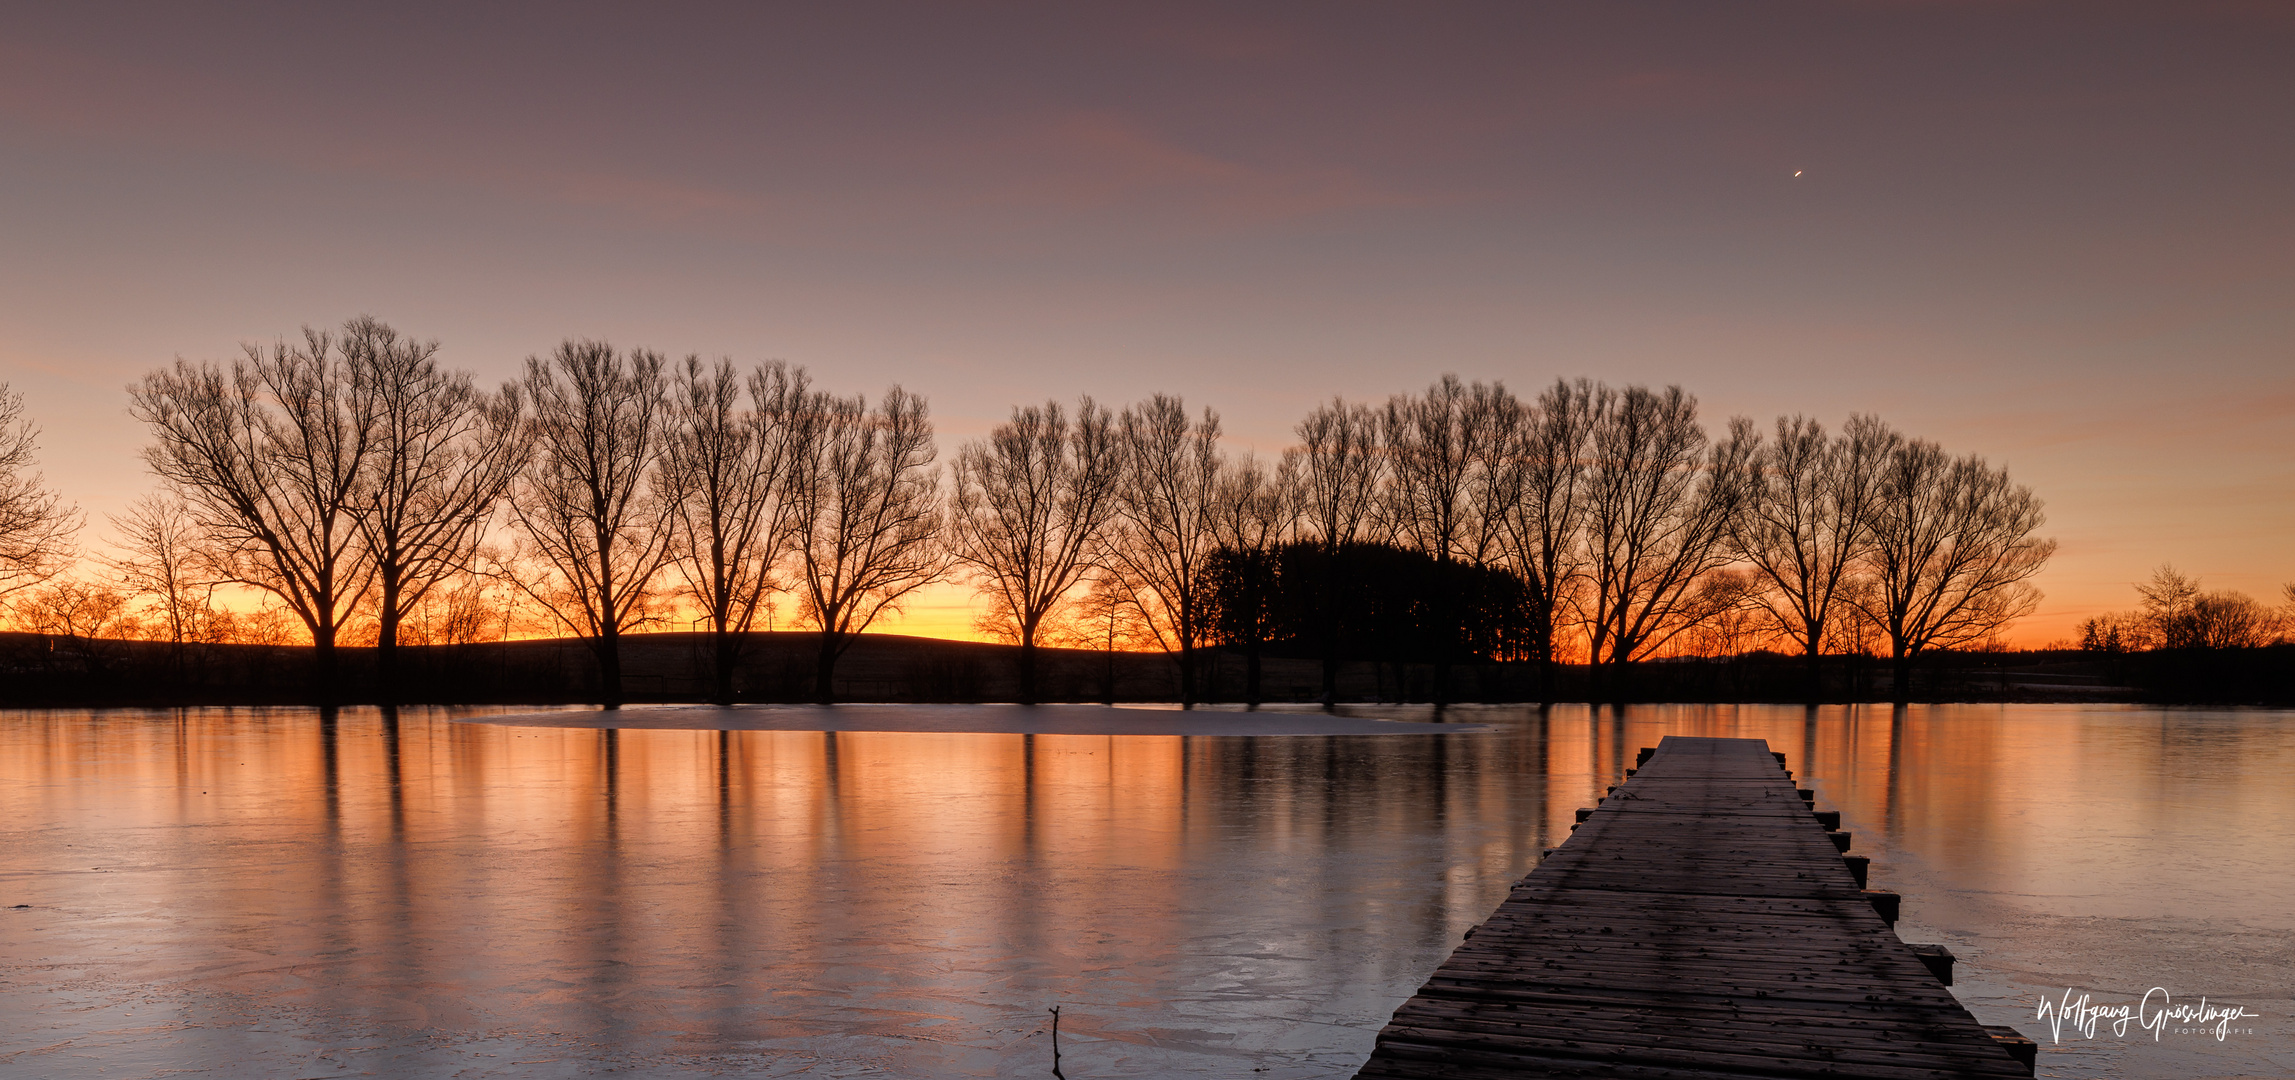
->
1, 703, 2287, 1078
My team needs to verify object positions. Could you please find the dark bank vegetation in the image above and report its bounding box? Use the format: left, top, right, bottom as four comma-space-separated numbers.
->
4, 627, 2280, 706
0, 315, 2284, 708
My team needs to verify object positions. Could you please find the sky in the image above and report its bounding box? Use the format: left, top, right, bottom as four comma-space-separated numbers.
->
1, 2, 2289, 645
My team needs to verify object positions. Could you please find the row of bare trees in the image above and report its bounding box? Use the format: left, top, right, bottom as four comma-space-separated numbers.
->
121, 326, 951, 706
1236, 377, 2058, 702
128, 319, 526, 700
947, 375, 2057, 705
0, 322, 2069, 706
2079, 566, 2294, 653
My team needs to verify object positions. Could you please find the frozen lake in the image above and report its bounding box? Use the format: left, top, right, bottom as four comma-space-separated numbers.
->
2, 703, 2288, 1078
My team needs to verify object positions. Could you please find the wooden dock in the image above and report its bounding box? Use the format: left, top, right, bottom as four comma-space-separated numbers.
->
1356, 735, 2032, 1079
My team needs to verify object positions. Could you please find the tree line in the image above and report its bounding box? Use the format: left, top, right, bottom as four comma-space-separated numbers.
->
0, 317, 2075, 706
2078, 566, 2293, 653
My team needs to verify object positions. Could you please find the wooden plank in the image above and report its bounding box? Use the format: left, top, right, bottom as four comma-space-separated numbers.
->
1355, 735, 2029, 1079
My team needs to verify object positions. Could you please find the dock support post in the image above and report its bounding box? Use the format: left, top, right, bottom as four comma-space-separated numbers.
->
1843, 854, 1869, 888
1983, 1026, 2037, 1074
1910, 943, 1955, 985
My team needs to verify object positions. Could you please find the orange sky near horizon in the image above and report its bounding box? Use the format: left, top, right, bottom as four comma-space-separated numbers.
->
1, 3, 2289, 652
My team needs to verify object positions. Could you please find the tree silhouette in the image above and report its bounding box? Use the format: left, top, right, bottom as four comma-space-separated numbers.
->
131, 328, 376, 702
1494, 378, 1597, 702
786, 385, 946, 704
348, 317, 527, 701
1856, 440, 2054, 701
1733, 413, 1897, 701
506, 340, 677, 708
0, 382, 77, 609
1103, 394, 1224, 707
1290, 397, 1381, 705
659, 358, 810, 704
947, 397, 1120, 704
1206, 452, 1296, 705
1579, 385, 1755, 695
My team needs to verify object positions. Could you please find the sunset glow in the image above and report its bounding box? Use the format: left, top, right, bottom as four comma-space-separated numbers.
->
0, 4, 2288, 654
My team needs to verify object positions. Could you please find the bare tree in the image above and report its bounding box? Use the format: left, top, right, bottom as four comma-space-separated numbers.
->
2133, 563, 2202, 647
1579, 385, 1756, 695
2129, 565, 2282, 650
1855, 440, 2054, 701
1494, 378, 1598, 702
130, 329, 378, 701
1207, 452, 1297, 706
345, 317, 527, 700
1047, 571, 1161, 704
104, 493, 217, 674
786, 385, 946, 704
2182, 591, 2283, 650
1290, 398, 1382, 704
1732, 413, 1898, 701
396, 567, 516, 646
659, 357, 810, 704
0, 383, 78, 604
506, 340, 677, 708
1380, 375, 1496, 704
947, 396, 1121, 704
1455, 380, 1528, 700
1103, 394, 1224, 707
12, 579, 134, 640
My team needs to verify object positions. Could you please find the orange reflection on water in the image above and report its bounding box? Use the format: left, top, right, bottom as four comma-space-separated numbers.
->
0, 708, 1553, 1077
2, 704, 2287, 1079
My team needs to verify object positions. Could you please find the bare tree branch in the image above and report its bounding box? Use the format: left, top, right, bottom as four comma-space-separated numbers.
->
658, 357, 810, 703
1102, 394, 1223, 707
947, 396, 1120, 704
1493, 378, 1597, 699
0, 382, 78, 604
1579, 385, 1755, 685
1207, 450, 1297, 705
346, 316, 529, 699
1855, 439, 2055, 700
786, 385, 947, 703
1380, 374, 1499, 704
1733, 413, 1898, 699
128, 328, 377, 700
505, 340, 676, 707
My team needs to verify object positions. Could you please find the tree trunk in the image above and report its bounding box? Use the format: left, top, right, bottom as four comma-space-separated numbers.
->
375, 624, 399, 705
598, 624, 624, 708
1318, 552, 1342, 707
1017, 623, 1039, 705
712, 625, 737, 705
1891, 647, 1912, 705
1804, 627, 1824, 706
1536, 614, 1558, 705
1245, 634, 1263, 707
816, 629, 840, 705
377, 570, 403, 705
1431, 557, 1453, 707
312, 623, 339, 707
1178, 642, 1197, 708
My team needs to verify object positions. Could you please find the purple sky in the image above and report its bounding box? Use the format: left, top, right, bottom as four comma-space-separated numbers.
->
2, 2, 2289, 642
